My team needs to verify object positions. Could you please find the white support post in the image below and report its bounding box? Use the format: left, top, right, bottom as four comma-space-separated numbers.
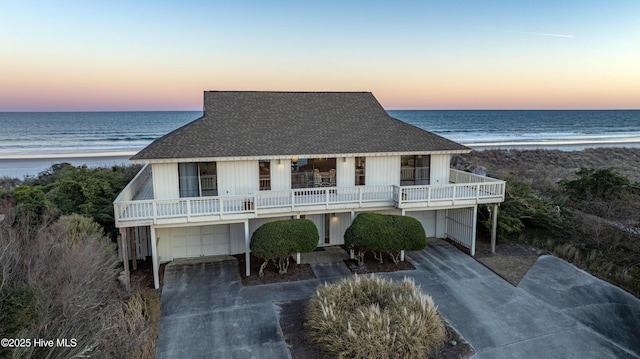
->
471, 206, 477, 256
491, 204, 498, 254
296, 252, 301, 264
119, 228, 131, 291
400, 250, 405, 262
244, 220, 250, 277
150, 226, 159, 289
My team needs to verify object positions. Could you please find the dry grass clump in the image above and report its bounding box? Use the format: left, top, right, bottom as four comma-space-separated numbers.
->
305, 275, 445, 359
452, 148, 640, 195
102, 284, 161, 358
0, 212, 159, 358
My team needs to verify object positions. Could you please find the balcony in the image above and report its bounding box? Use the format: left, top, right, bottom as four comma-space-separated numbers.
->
113, 166, 505, 227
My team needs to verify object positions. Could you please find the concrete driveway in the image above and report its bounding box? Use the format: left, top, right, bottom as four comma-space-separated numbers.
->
155, 241, 640, 358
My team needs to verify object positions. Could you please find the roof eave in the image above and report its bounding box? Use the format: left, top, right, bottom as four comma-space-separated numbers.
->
129, 149, 471, 164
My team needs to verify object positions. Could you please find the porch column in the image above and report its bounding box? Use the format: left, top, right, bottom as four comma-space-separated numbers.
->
119, 228, 131, 291
491, 203, 499, 254
150, 226, 160, 289
471, 206, 477, 256
129, 227, 137, 270
245, 220, 250, 276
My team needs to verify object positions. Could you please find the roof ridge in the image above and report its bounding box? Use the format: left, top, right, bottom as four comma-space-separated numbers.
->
204, 90, 372, 94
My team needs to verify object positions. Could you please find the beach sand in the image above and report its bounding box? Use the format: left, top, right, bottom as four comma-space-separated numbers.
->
0, 153, 135, 179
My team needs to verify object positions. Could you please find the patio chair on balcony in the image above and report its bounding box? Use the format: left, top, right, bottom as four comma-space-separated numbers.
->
313, 169, 322, 187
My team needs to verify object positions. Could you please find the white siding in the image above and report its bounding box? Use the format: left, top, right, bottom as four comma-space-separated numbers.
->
406, 210, 437, 238
152, 163, 179, 200
217, 161, 259, 196
435, 209, 447, 238
229, 223, 246, 254
366, 156, 400, 186
329, 212, 350, 245
337, 157, 355, 187
270, 159, 291, 191
156, 228, 171, 263
355, 209, 401, 217
430, 154, 450, 185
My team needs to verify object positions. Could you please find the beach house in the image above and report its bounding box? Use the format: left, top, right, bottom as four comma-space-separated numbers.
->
113, 91, 505, 288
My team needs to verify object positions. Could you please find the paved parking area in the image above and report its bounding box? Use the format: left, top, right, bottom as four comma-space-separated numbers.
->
155, 241, 640, 358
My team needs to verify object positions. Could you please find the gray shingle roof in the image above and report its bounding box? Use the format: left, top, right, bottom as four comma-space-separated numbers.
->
131, 91, 469, 161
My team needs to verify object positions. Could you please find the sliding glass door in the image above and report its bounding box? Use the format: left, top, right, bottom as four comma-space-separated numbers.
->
291, 158, 337, 188
400, 155, 430, 185
178, 162, 217, 197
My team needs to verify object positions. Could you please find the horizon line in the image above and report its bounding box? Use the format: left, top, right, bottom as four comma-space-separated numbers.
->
2, 108, 640, 113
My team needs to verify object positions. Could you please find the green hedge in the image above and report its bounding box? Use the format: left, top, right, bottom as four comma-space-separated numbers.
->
344, 213, 427, 264
250, 219, 318, 276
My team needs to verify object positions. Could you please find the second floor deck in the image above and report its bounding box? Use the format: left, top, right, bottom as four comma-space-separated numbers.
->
114, 165, 505, 227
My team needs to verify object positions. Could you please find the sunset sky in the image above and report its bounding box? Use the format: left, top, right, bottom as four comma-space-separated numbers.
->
1, 1, 639, 111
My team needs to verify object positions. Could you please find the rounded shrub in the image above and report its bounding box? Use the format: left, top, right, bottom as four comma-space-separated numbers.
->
392, 215, 427, 251
305, 275, 445, 359
345, 213, 427, 264
250, 219, 318, 276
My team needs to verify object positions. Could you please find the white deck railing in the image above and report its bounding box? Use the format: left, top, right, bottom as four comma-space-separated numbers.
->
113, 164, 151, 202
114, 168, 505, 226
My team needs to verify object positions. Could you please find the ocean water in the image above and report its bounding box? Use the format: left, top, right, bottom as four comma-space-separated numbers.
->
388, 110, 640, 149
0, 111, 201, 157
1, 110, 639, 178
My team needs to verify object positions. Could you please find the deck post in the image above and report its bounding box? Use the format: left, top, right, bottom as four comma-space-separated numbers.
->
129, 227, 137, 270
119, 228, 131, 291
245, 220, 250, 276
491, 203, 498, 254
471, 206, 477, 256
150, 226, 159, 289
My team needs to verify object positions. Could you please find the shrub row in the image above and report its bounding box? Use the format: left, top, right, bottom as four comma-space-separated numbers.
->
250, 219, 318, 276
344, 213, 426, 265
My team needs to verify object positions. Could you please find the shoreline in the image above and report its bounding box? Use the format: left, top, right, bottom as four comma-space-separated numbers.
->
0, 154, 135, 179
0, 151, 138, 160
464, 140, 640, 151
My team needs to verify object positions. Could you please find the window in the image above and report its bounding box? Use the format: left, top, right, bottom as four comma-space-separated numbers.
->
178, 163, 199, 197
198, 162, 217, 196
178, 162, 217, 197
400, 155, 430, 185
259, 160, 271, 190
291, 158, 337, 188
355, 157, 366, 186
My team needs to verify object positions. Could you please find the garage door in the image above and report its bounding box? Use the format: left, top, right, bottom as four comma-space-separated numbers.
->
170, 225, 231, 259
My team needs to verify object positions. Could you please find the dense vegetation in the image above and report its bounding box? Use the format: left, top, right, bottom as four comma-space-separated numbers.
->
456, 150, 640, 298
250, 218, 319, 276
344, 213, 427, 266
305, 275, 445, 358
8, 163, 141, 240
0, 163, 158, 358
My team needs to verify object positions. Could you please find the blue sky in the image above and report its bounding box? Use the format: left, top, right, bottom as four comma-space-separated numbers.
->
1, 1, 639, 110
